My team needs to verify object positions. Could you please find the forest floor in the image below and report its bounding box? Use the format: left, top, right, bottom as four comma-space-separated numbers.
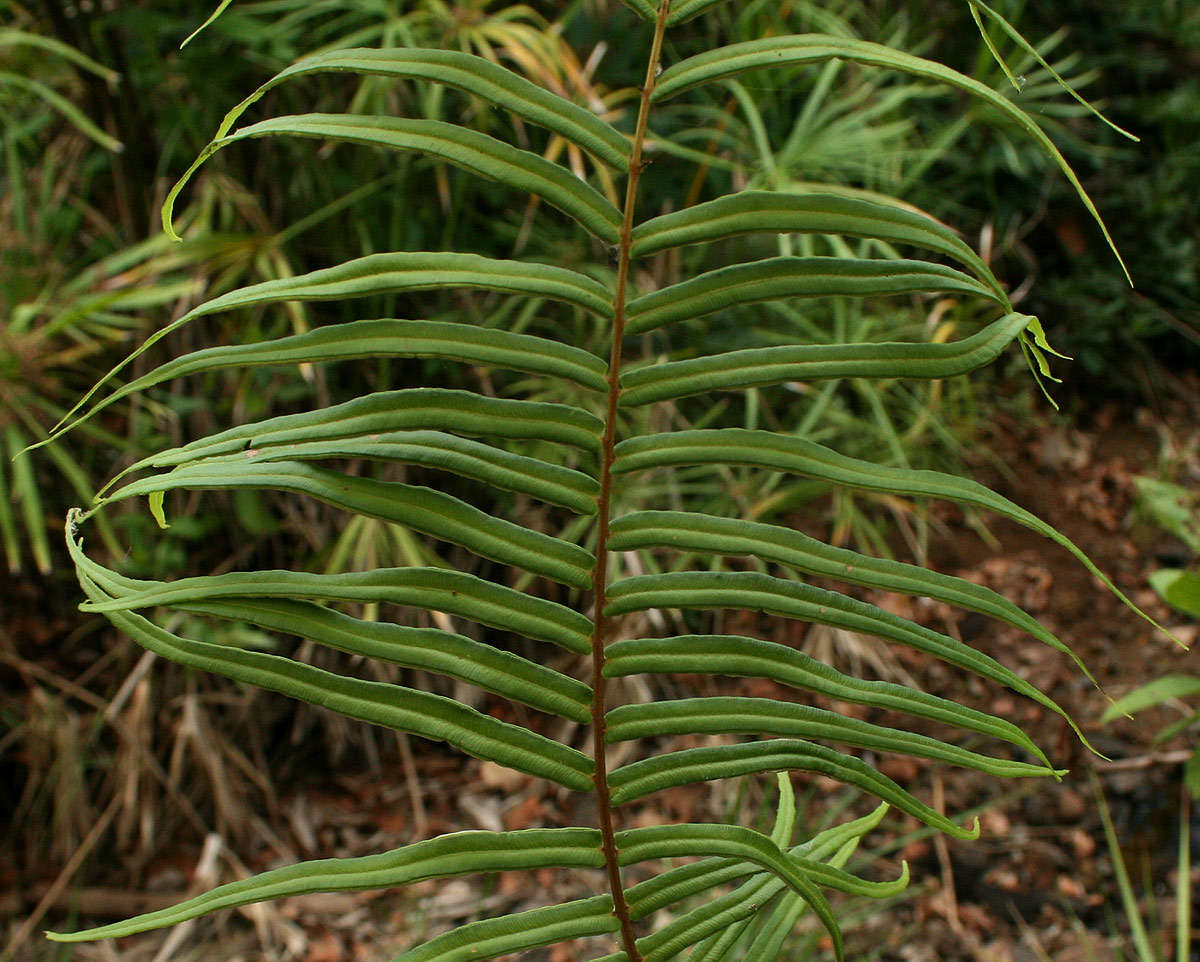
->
2, 380, 1198, 962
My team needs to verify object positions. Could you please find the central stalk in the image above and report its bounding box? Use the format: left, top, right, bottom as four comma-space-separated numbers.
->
587, 2, 672, 960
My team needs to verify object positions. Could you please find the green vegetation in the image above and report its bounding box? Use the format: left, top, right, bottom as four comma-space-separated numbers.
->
2, 2, 1195, 960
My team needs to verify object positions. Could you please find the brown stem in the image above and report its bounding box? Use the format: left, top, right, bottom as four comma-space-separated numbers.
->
588, 3, 671, 961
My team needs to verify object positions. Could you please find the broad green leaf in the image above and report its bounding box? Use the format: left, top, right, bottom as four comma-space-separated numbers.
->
114, 391, 602, 486
607, 509, 1092, 681
605, 572, 1078, 749
1101, 676, 1200, 724
612, 429, 1169, 641
609, 738, 980, 839
175, 597, 592, 721
47, 829, 603, 942
395, 897, 618, 962
213, 48, 630, 171
619, 312, 1032, 405
44, 254, 612, 449
1150, 569, 1200, 619
625, 257, 1000, 336
165, 115, 621, 243
604, 634, 1047, 764
630, 191, 1005, 299
75, 560, 593, 654
653, 35, 1127, 280
71, 567, 595, 791
607, 698, 1061, 779
96, 461, 595, 588
617, 823, 849, 962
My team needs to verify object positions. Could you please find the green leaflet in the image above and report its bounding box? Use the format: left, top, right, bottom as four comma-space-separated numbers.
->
604, 634, 1048, 765
607, 698, 1060, 779
618, 0, 657, 20
165, 114, 621, 244
44, 253, 612, 450
75, 562, 593, 654
395, 897, 618, 962
612, 429, 1168, 640
174, 598, 592, 722
630, 191, 1006, 300
71, 567, 595, 791
180, 253, 614, 322
608, 739, 979, 839
606, 509, 1092, 681
624, 803, 890, 962
652, 34, 1128, 280
666, 0, 729, 25
211, 48, 630, 172
616, 824, 847, 962
169, 430, 599, 514
625, 257, 1000, 337
97, 461, 595, 588
619, 312, 1032, 405
604, 572, 1080, 746
112, 390, 602, 486
83, 322, 609, 441
47, 829, 604, 942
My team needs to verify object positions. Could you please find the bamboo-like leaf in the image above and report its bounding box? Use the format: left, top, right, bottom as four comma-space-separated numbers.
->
71, 566, 595, 791
169, 431, 599, 514
212, 49, 631, 171
604, 634, 1046, 764
176, 597, 592, 721
609, 739, 979, 839
96, 461, 595, 588
395, 897, 618, 962
652, 35, 1127, 279
114, 391, 602, 487
608, 698, 1060, 779
74, 557, 594, 654
45, 254, 612, 449
165, 115, 621, 243
607, 509, 1091, 680
1100, 676, 1200, 724
0, 28, 120, 84
964, 0, 1138, 141
630, 191, 1005, 299
47, 829, 604, 942
0, 72, 123, 152
617, 824, 849, 962
612, 429, 1167, 638
619, 312, 1032, 405
625, 257, 1001, 337
605, 572, 1080, 745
